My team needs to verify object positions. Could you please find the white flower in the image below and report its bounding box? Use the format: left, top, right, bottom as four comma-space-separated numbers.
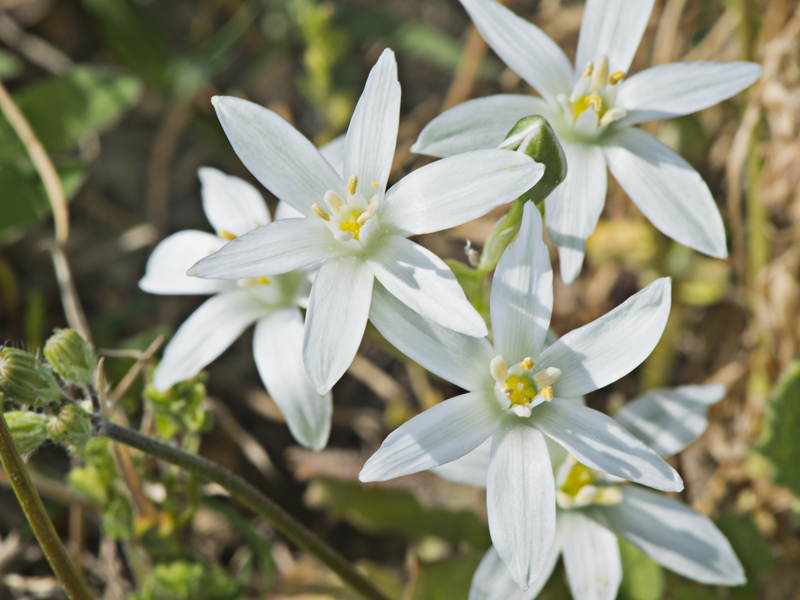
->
187, 49, 544, 394
454, 384, 745, 600
412, 0, 761, 284
359, 201, 682, 590
139, 167, 332, 451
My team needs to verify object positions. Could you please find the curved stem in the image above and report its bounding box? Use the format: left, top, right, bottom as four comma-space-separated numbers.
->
98, 420, 391, 600
0, 413, 93, 600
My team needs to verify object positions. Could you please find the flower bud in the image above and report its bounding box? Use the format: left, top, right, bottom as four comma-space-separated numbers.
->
44, 329, 94, 385
0, 347, 62, 405
5, 411, 48, 454
48, 403, 93, 450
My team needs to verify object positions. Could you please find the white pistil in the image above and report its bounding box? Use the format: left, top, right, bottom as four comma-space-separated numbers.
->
335, 231, 354, 242
591, 56, 609, 91
324, 190, 345, 214
490, 356, 509, 384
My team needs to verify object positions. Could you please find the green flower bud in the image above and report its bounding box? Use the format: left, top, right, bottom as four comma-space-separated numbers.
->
48, 403, 93, 450
44, 329, 94, 385
0, 347, 62, 405
5, 411, 48, 454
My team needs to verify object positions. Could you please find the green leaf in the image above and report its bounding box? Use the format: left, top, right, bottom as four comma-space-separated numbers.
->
666, 586, 721, 600
758, 354, 800, 496
411, 554, 483, 600
714, 514, 773, 600
306, 477, 491, 549
0, 66, 142, 163
0, 49, 23, 81
618, 537, 665, 600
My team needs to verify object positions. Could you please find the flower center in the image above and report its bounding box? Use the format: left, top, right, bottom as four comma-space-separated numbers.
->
555, 457, 624, 509
489, 356, 560, 417
557, 56, 627, 129
313, 175, 380, 244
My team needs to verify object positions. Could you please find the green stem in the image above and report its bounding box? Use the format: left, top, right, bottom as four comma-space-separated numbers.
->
0, 413, 93, 600
98, 420, 391, 600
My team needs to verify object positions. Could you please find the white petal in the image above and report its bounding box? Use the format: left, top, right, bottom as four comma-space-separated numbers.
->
533, 400, 683, 492
616, 62, 762, 126
595, 486, 745, 584
188, 218, 337, 280
212, 96, 345, 217
487, 424, 556, 590
538, 277, 671, 398
603, 128, 727, 258
614, 383, 725, 458
575, 0, 654, 74
559, 510, 621, 600
198, 167, 270, 237
459, 0, 573, 102
369, 236, 487, 337
544, 141, 607, 285
319, 134, 345, 177
153, 290, 264, 391
382, 149, 542, 235
343, 49, 400, 198
431, 438, 491, 488
369, 283, 496, 392
491, 202, 552, 363
412, 95, 551, 158
253, 309, 332, 451
274, 201, 304, 221
303, 256, 372, 395
140, 231, 230, 295
359, 390, 501, 482
469, 544, 559, 600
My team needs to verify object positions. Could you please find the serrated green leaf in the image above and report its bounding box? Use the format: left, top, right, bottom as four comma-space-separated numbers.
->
618, 537, 665, 600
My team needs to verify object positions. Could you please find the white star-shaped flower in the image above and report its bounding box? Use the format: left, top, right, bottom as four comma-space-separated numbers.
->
359, 201, 683, 590
412, 0, 761, 284
188, 49, 544, 394
140, 167, 332, 450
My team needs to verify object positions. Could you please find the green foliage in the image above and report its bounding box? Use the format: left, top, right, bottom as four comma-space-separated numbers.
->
715, 514, 774, 600
143, 371, 211, 444
411, 554, 483, 600
4, 411, 48, 453
618, 537, 665, 600
44, 328, 95, 386
130, 561, 241, 600
758, 354, 800, 497
306, 477, 491, 549
0, 49, 23, 81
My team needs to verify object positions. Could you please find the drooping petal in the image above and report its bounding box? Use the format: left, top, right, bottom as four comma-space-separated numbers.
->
253, 309, 332, 451
614, 383, 725, 458
198, 167, 270, 237
303, 256, 373, 395
594, 486, 745, 584
369, 236, 487, 337
469, 543, 559, 600
139, 231, 230, 295
487, 424, 556, 590
188, 218, 337, 280
575, 0, 655, 75
458, 0, 574, 102
212, 96, 345, 217
491, 202, 553, 363
559, 510, 621, 600
412, 95, 552, 158
431, 438, 492, 489
532, 400, 683, 492
370, 283, 496, 392
359, 390, 501, 482
153, 290, 264, 391
343, 49, 400, 198
616, 62, 762, 126
319, 134, 346, 177
603, 128, 727, 258
538, 277, 671, 398
382, 149, 542, 236
544, 141, 607, 285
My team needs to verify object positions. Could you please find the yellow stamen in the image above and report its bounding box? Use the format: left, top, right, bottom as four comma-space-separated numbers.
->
218, 229, 236, 241
582, 62, 593, 78
371, 181, 379, 187
520, 357, 534, 371
312, 203, 331, 221
541, 386, 553, 402
608, 71, 624, 85
348, 175, 358, 196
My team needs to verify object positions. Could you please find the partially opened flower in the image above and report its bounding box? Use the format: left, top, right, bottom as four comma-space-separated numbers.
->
140, 167, 332, 451
454, 384, 744, 600
412, 0, 761, 284
188, 49, 544, 395
359, 202, 682, 589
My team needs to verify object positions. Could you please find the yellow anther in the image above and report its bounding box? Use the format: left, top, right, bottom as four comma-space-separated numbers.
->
582, 62, 593, 78
502, 384, 513, 395
608, 71, 624, 85
339, 211, 363, 241
218, 229, 236, 241
573, 94, 605, 119
348, 175, 358, 196
312, 203, 331, 221
371, 181, 379, 187
520, 357, 534, 371
541, 386, 553, 402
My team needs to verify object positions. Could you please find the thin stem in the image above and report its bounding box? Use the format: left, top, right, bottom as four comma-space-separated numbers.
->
98, 420, 391, 600
0, 413, 93, 600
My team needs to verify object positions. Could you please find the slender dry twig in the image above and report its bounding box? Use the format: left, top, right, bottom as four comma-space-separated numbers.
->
47, 244, 91, 343
110, 335, 165, 404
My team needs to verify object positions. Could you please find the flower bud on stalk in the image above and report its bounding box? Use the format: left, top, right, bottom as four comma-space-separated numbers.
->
4, 411, 48, 454
47, 403, 93, 451
0, 347, 62, 405
479, 115, 567, 272
44, 329, 94, 386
